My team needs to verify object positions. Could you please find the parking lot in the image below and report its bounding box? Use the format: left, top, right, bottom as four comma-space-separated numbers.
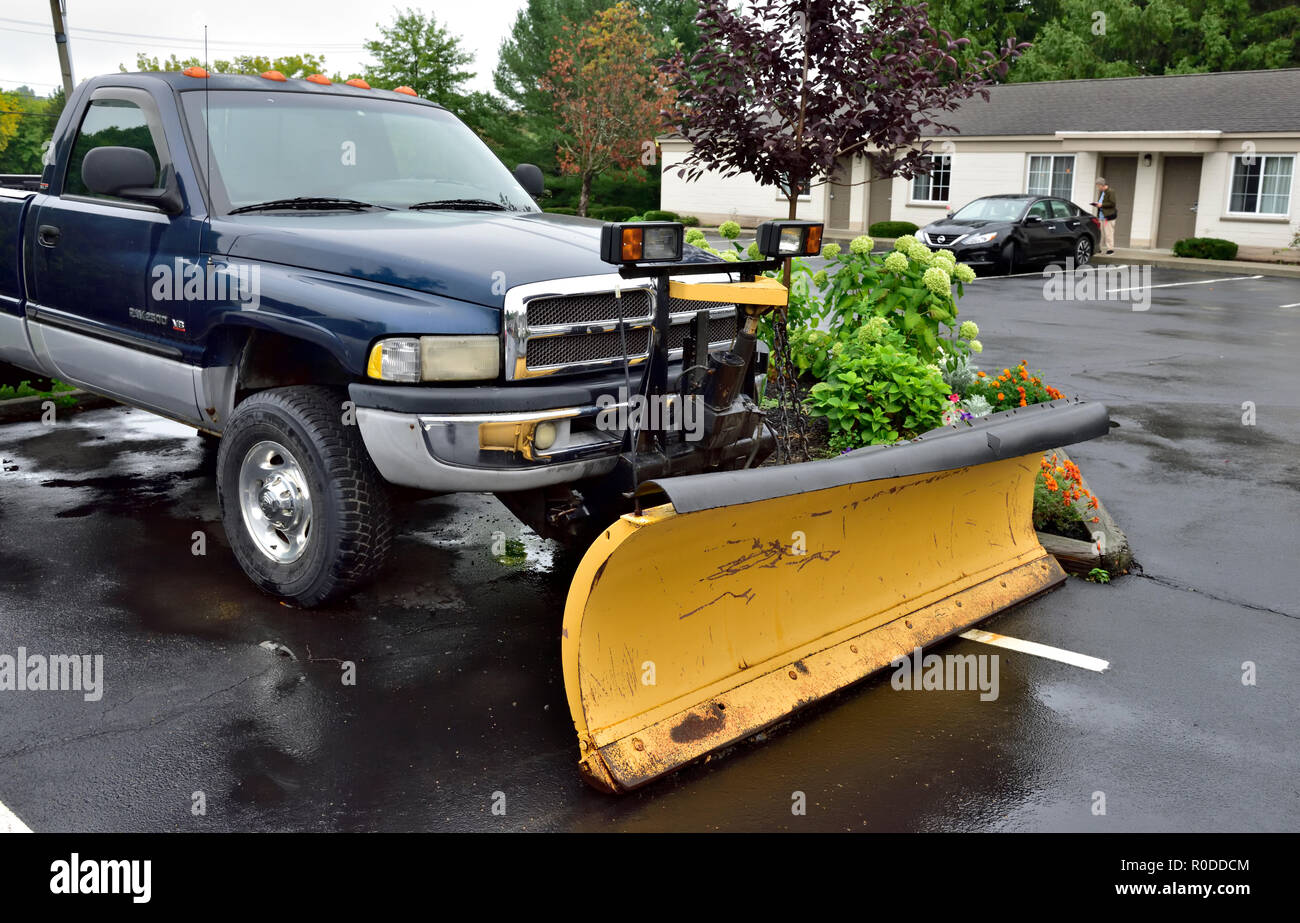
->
1, 265, 1298, 831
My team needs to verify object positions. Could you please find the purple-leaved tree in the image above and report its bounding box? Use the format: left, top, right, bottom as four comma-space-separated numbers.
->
667, 0, 1027, 224
664, 0, 1026, 462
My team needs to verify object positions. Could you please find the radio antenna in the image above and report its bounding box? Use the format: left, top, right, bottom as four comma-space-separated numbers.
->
204, 25, 211, 221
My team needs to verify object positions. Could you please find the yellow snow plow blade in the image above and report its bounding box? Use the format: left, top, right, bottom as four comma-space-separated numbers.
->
562, 400, 1111, 792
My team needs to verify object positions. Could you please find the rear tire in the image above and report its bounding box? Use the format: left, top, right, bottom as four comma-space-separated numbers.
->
216, 386, 393, 607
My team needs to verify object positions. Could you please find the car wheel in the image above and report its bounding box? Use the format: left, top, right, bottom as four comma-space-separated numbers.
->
1001, 241, 1022, 274
217, 386, 393, 607
1075, 236, 1093, 266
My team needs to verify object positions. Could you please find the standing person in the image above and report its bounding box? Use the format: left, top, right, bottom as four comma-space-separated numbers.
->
1091, 178, 1118, 254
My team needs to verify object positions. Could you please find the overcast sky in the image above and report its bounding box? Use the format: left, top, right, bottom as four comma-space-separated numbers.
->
0, 0, 528, 96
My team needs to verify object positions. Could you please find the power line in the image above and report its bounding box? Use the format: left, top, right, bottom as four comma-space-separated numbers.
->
0, 18, 367, 50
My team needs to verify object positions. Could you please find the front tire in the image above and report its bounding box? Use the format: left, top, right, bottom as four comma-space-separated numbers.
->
217, 386, 393, 607
1001, 240, 1022, 274
1075, 236, 1093, 266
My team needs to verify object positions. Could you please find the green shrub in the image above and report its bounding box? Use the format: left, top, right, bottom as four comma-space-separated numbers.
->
1172, 237, 1238, 260
590, 205, 639, 221
642, 209, 678, 222
680, 215, 700, 227
868, 220, 919, 238
806, 335, 950, 449
544, 206, 577, 215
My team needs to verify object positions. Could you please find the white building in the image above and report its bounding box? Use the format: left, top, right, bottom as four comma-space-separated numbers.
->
660, 69, 1300, 250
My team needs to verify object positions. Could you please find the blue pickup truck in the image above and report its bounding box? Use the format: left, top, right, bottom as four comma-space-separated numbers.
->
0, 70, 776, 605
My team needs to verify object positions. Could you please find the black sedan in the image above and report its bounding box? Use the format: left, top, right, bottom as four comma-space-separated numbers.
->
918, 194, 1101, 272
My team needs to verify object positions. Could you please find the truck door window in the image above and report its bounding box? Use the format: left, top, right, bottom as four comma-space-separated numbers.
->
64, 99, 161, 199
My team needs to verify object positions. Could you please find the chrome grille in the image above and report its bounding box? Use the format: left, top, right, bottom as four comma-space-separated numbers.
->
527, 291, 653, 327
505, 277, 741, 379
527, 328, 653, 368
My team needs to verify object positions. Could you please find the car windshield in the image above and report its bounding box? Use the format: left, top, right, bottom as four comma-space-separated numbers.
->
950, 198, 1032, 221
182, 90, 538, 214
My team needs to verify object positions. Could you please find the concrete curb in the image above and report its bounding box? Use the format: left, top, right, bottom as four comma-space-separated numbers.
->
1035, 447, 1133, 578
1093, 251, 1300, 279
0, 390, 119, 425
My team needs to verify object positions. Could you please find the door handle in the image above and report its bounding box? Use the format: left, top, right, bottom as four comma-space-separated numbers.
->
38, 225, 61, 247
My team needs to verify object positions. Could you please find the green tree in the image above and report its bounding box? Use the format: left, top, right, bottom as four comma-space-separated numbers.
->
126, 52, 339, 79
1010, 0, 1299, 81
363, 9, 475, 106
542, 1, 674, 215
917, 0, 1061, 72
0, 87, 65, 174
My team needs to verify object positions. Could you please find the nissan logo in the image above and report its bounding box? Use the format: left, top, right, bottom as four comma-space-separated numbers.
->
936, 235, 946, 243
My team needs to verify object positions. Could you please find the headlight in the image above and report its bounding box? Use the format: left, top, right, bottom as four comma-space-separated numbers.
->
965, 231, 999, 244
756, 220, 823, 257
368, 335, 500, 382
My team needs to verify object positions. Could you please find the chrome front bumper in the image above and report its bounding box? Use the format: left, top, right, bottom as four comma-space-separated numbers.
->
354, 369, 768, 494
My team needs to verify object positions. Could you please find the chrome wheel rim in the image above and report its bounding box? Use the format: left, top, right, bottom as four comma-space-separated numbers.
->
238, 440, 314, 564
1076, 238, 1092, 264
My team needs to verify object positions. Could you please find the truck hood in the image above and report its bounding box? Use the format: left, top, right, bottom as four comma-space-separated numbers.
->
205, 210, 717, 308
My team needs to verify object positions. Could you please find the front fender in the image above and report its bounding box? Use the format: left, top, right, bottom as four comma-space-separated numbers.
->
193, 257, 500, 376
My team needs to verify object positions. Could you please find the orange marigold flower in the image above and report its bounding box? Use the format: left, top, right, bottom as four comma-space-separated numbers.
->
997, 392, 1005, 401
1019, 398, 1028, 406
1043, 475, 1058, 491
976, 371, 986, 378
1090, 516, 1100, 523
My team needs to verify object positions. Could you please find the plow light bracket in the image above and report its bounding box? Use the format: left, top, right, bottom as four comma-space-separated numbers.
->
757, 220, 824, 258
600, 221, 684, 265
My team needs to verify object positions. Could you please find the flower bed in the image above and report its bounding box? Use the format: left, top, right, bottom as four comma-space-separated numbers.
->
689, 226, 1119, 556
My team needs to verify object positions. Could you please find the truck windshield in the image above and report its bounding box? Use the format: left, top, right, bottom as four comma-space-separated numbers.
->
181, 90, 538, 214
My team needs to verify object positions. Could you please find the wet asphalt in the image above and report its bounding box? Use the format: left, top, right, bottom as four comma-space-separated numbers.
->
0, 265, 1297, 832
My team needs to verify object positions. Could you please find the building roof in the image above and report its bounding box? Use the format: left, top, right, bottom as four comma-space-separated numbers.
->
930, 68, 1300, 136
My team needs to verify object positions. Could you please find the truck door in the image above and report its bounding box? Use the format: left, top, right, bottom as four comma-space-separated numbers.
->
28, 86, 204, 424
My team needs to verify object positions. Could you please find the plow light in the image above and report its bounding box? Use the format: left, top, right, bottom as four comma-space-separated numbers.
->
757, 220, 824, 258
600, 221, 683, 265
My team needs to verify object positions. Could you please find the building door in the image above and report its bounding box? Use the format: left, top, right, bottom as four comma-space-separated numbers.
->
1156, 156, 1203, 248
1099, 155, 1137, 247
867, 167, 892, 229
827, 157, 852, 230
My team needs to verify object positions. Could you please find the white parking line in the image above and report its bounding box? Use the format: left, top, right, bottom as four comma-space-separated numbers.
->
0, 799, 32, 833
959, 629, 1110, 672
1105, 274, 1262, 295
977, 265, 1130, 281
1281, 302, 1300, 309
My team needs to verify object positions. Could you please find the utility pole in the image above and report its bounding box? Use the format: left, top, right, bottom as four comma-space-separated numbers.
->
49, 0, 75, 97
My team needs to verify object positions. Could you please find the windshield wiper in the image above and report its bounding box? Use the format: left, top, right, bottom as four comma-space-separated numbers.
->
228, 196, 390, 215
408, 198, 514, 211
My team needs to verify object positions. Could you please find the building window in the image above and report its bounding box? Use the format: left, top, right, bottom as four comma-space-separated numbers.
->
1027, 155, 1074, 200
911, 155, 951, 203
776, 175, 811, 201
1228, 154, 1294, 216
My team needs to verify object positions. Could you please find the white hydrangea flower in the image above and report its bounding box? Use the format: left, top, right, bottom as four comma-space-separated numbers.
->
883, 251, 909, 273
922, 265, 952, 296
959, 321, 979, 340
953, 263, 976, 284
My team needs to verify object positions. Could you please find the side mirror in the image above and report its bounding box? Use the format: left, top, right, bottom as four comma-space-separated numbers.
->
1024, 214, 1043, 225
81, 146, 181, 215
514, 163, 544, 200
